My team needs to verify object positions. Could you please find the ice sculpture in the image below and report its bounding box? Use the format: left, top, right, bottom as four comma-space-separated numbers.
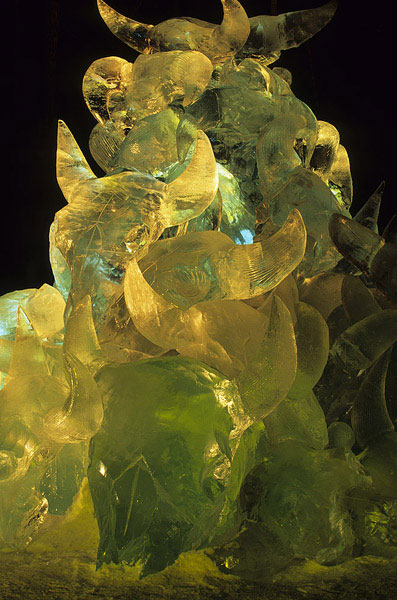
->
1, 0, 397, 596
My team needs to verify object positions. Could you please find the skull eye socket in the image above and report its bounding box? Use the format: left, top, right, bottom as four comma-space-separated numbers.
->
124, 223, 150, 253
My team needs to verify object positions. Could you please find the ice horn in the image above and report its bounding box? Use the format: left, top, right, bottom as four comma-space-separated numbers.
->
97, 0, 153, 53
165, 131, 219, 227
244, 0, 338, 57
124, 257, 185, 350
222, 209, 307, 300
279, 0, 338, 50
57, 120, 96, 204
383, 215, 397, 243
351, 350, 394, 449
329, 214, 385, 273
43, 352, 103, 444
353, 181, 385, 233
214, 0, 250, 53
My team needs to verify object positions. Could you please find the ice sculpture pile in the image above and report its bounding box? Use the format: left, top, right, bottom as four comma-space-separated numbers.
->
1, 0, 397, 583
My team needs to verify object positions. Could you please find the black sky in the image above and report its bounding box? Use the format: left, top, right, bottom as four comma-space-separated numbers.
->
4, 0, 394, 295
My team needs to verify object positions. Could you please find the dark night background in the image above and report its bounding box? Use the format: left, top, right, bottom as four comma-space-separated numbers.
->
4, 0, 394, 296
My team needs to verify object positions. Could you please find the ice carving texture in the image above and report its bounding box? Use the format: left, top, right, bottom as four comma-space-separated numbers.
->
97, 0, 250, 65
2, 0, 397, 593
88, 356, 241, 576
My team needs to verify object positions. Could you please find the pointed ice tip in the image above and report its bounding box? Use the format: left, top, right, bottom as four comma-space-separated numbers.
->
329, 0, 339, 13
321, 0, 339, 20
383, 214, 397, 243
57, 119, 67, 135
353, 181, 385, 232
351, 349, 394, 449
96, 0, 152, 53
377, 180, 386, 193
56, 120, 96, 203
97, 0, 110, 17
57, 120, 73, 144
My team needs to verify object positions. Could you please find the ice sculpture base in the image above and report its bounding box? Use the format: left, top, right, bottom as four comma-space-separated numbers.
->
1, 480, 396, 600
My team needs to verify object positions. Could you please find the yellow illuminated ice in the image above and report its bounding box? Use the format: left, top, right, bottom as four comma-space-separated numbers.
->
124, 256, 271, 378
83, 56, 134, 128
239, 0, 338, 63
138, 209, 306, 308
2, 0, 397, 586
237, 296, 297, 420
54, 120, 218, 320
97, 0, 250, 65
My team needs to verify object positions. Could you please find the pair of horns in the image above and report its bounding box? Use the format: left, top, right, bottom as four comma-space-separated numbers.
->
97, 0, 250, 63
124, 209, 306, 349
139, 209, 306, 308
124, 257, 269, 378
56, 120, 218, 230
98, 1, 337, 62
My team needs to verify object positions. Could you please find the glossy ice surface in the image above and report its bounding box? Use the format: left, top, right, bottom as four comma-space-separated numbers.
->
2, 0, 397, 594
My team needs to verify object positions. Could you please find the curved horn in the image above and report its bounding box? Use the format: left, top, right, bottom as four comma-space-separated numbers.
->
383, 214, 397, 243
331, 308, 397, 373
351, 350, 394, 449
213, 0, 250, 55
97, 0, 153, 52
220, 209, 306, 299
137, 211, 305, 308
353, 181, 385, 233
242, 0, 337, 59
165, 130, 218, 226
279, 0, 338, 50
124, 258, 186, 350
57, 120, 96, 204
287, 301, 329, 400
43, 352, 103, 444
98, 0, 248, 63
237, 295, 297, 420
329, 214, 385, 273
328, 144, 353, 209
124, 258, 268, 378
